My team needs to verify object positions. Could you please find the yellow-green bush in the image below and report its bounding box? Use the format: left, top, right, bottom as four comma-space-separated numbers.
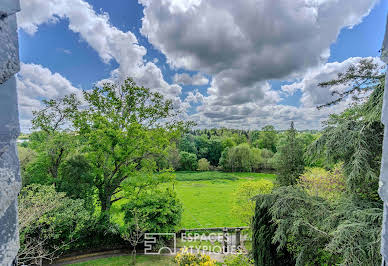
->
197, 158, 211, 171
174, 247, 216, 265
231, 180, 274, 224
297, 164, 345, 200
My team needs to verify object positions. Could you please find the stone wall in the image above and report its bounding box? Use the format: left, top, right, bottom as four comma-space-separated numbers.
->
0, 0, 21, 265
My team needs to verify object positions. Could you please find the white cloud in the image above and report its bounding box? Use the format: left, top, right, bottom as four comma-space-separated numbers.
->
18, 0, 182, 98
16, 63, 82, 132
282, 57, 385, 108
173, 73, 209, 86
16, 0, 381, 130
140, 0, 377, 105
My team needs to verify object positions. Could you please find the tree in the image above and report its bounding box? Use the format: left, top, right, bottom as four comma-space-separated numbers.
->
274, 122, 304, 186
121, 189, 182, 234
120, 209, 149, 265
254, 125, 277, 153
167, 146, 181, 170
309, 58, 385, 200
207, 137, 223, 166
231, 180, 273, 224
219, 144, 262, 172
30, 94, 80, 184
18, 184, 90, 265
57, 154, 95, 211
197, 158, 210, 171
74, 78, 183, 217
179, 151, 198, 171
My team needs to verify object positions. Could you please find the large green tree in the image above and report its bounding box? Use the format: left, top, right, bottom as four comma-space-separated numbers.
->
309, 58, 385, 200
254, 125, 278, 153
26, 94, 80, 185
74, 78, 183, 216
274, 122, 305, 186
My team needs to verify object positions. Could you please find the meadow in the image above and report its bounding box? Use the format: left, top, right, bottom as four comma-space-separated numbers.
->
112, 171, 276, 229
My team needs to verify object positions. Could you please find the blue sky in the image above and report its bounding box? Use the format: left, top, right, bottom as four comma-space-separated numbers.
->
16, 0, 387, 131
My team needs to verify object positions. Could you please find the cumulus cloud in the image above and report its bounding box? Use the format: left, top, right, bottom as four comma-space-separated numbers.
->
18, 0, 181, 98
140, 0, 377, 104
282, 57, 384, 108
139, 0, 378, 129
190, 57, 385, 130
173, 73, 209, 86
16, 0, 380, 130
16, 63, 82, 131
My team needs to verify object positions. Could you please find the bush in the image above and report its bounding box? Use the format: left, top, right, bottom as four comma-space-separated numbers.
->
121, 189, 183, 234
224, 253, 254, 266
174, 247, 216, 265
219, 144, 262, 172
197, 158, 210, 171
179, 151, 198, 171
259, 148, 274, 170
18, 184, 91, 265
298, 164, 346, 200
231, 180, 273, 224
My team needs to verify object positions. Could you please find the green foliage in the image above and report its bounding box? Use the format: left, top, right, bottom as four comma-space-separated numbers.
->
274, 122, 305, 186
252, 196, 293, 266
231, 180, 273, 224
259, 148, 274, 170
257, 186, 382, 266
18, 184, 90, 264
57, 154, 95, 211
167, 145, 181, 170
254, 125, 277, 153
298, 165, 346, 201
179, 151, 198, 171
224, 253, 254, 266
197, 158, 211, 171
308, 59, 384, 200
179, 134, 198, 154
122, 189, 183, 233
219, 144, 262, 172
174, 247, 216, 265
17, 146, 36, 182
73, 78, 183, 216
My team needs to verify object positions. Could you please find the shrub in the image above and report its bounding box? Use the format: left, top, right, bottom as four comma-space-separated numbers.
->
219, 144, 263, 172
224, 253, 254, 266
298, 164, 346, 200
179, 151, 198, 171
197, 158, 211, 171
122, 189, 182, 233
259, 148, 274, 169
231, 180, 274, 224
174, 247, 216, 265
18, 184, 90, 265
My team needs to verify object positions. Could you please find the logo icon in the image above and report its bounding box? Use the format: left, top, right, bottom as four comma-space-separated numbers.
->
144, 233, 177, 255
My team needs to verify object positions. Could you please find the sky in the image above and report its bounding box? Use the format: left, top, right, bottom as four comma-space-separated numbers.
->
16, 0, 388, 132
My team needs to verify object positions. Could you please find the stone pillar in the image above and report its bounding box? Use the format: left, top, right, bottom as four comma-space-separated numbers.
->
235, 228, 241, 250
380, 16, 388, 266
0, 0, 21, 265
222, 227, 228, 254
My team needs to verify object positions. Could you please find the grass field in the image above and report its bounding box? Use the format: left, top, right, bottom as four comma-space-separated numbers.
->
71, 255, 175, 266
112, 171, 276, 229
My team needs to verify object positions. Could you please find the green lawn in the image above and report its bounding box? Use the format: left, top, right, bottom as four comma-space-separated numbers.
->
71, 255, 175, 266
112, 171, 276, 229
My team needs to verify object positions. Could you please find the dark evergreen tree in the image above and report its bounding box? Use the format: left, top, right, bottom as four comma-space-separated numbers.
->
274, 122, 305, 186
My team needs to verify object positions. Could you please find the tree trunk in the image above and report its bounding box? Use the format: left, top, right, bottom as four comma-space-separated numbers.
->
99, 190, 113, 220
132, 248, 136, 265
